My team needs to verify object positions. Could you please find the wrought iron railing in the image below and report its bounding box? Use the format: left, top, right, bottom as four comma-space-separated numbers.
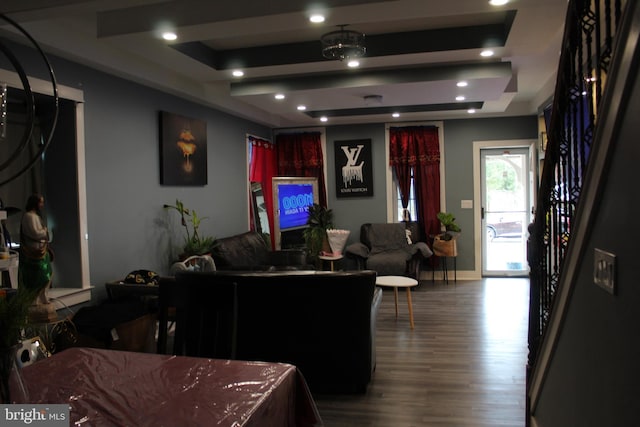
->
527, 0, 626, 375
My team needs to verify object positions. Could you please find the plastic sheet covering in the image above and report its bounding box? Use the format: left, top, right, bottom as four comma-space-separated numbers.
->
21, 347, 323, 427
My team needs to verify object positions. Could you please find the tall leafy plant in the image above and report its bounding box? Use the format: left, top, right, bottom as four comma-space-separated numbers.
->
437, 212, 461, 241
164, 199, 217, 256
302, 204, 333, 261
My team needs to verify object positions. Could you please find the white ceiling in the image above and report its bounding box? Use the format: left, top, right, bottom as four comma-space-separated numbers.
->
0, 0, 568, 127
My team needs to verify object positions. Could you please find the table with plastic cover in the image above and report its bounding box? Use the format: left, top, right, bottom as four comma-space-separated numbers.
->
21, 347, 323, 427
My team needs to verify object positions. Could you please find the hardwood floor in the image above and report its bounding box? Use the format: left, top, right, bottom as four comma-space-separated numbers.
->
313, 278, 529, 427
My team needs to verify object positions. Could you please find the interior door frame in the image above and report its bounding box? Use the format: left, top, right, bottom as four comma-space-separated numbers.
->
0, 68, 91, 307
472, 139, 537, 278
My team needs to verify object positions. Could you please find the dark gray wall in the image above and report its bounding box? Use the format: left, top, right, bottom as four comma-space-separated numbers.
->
442, 116, 538, 270
325, 124, 388, 236
533, 59, 640, 426
80, 69, 269, 296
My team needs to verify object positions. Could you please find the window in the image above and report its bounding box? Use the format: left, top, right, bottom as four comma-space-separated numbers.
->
396, 169, 417, 221
387, 122, 444, 238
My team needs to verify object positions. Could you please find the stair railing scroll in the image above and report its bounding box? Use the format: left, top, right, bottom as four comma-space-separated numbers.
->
527, 0, 626, 383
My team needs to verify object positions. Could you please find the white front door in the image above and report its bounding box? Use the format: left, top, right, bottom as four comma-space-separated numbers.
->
480, 147, 531, 276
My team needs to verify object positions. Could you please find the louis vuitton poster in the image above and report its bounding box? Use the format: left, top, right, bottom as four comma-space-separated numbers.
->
334, 139, 373, 198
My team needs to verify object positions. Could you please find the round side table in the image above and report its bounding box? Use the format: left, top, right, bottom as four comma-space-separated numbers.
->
375, 275, 418, 329
318, 254, 343, 271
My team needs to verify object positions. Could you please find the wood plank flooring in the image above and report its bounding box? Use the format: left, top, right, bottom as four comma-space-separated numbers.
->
313, 278, 529, 427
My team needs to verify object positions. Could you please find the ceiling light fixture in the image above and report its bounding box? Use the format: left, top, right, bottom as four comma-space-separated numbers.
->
321, 25, 366, 61
320, 116, 328, 122
297, 105, 307, 111
480, 49, 495, 57
468, 109, 476, 114
162, 32, 177, 41
274, 93, 285, 100
456, 95, 466, 101
347, 60, 360, 68
309, 14, 325, 23
232, 70, 244, 77
392, 113, 400, 118
457, 81, 468, 87
489, 0, 509, 5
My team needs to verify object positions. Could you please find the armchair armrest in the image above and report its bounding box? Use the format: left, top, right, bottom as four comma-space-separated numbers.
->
346, 242, 370, 259
408, 241, 433, 258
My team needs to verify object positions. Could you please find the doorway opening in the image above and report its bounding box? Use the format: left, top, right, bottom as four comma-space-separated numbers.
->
475, 142, 535, 277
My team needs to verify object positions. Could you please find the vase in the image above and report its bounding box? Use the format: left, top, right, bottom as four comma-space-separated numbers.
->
0, 344, 29, 404
326, 229, 350, 256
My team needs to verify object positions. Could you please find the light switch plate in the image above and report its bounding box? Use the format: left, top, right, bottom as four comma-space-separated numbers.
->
461, 200, 473, 209
594, 248, 616, 294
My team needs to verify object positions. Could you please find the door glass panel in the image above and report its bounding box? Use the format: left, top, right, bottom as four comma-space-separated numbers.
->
481, 148, 530, 276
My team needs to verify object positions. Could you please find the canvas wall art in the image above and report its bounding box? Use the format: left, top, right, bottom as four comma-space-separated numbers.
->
334, 139, 373, 198
159, 111, 207, 186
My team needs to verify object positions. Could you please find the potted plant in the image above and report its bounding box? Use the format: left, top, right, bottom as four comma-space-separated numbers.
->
164, 200, 217, 258
433, 212, 461, 257
436, 212, 461, 240
1, 287, 38, 403
302, 204, 333, 264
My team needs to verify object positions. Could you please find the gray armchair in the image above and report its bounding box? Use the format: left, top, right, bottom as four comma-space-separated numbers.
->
346, 222, 432, 279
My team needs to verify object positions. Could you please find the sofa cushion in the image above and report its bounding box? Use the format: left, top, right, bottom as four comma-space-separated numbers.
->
365, 223, 409, 255
213, 231, 269, 269
367, 250, 413, 276
213, 231, 314, 271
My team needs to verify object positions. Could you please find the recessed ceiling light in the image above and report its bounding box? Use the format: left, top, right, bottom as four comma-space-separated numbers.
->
232, 70, 244, 77
392, 113, 400, 118
162, 32, 177, 41
347, 60, 360, 68
297, 105, 307, 111
457, 81, 468, 87
274, 93, 285, 100
480, 49, 495, 57
320, 116, 328, 122
309, 14, 325, 23
456, 95, 466, 101
467, 109, 476, 114
489, 0, 509, 5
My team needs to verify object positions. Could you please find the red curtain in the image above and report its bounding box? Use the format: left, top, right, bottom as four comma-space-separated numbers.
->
249, 136, 276, 245
275, 132, 327, 206
389, 126, 441, 238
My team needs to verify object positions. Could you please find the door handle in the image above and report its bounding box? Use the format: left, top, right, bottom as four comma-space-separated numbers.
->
481, 207, 485, 220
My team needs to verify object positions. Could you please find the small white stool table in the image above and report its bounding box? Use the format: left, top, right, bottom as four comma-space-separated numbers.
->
375, 275, 419, 329
318, 254, 343, 271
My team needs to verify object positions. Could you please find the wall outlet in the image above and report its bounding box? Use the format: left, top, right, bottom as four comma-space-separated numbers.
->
594, 248, 616, 294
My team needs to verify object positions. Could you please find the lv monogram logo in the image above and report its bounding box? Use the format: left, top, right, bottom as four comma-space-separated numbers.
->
341, 145, 364, 166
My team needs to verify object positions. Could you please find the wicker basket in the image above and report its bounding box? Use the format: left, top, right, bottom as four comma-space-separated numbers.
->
432, 234, 458, 257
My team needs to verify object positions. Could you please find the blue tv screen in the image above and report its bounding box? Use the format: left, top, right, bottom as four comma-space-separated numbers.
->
278, 183, 314, 230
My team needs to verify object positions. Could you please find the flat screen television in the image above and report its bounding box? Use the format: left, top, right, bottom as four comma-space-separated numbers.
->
272, 177, 319, 249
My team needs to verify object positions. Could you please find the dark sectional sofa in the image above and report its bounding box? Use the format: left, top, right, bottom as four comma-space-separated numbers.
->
160, 269, 382, 393
212, 230, 313, 270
